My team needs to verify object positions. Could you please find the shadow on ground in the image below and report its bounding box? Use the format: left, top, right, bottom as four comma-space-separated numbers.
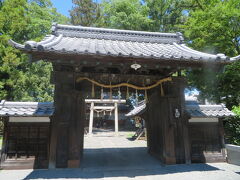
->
23, 147, 221, 179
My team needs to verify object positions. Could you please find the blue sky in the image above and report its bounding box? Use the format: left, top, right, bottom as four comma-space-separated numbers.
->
51, 0, 101, 17
51, 0, 73, 17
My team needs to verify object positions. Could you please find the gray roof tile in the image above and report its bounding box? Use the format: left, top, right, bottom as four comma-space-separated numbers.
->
125, 100, 234, 118
185, 104, 234, 118
0, 100, 54, 117
0, 99, 235, 118
9, 23, 239, 63
125, 102, 146, 117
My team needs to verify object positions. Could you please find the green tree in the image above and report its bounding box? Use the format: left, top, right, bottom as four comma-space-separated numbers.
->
183, 0, 240, 55
70, 0, 101, 26
218, 61, 240, 108
0, 0, 69, 101
145, 0, 186, 32
182, 0, 240, 108
178, 0, 219, 11
100, 0, 152, 31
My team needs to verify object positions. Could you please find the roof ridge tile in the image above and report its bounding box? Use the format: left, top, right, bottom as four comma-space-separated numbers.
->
53, 23, 180, 44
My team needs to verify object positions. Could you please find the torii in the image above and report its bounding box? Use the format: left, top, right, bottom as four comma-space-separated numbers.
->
85, 99, 126, 135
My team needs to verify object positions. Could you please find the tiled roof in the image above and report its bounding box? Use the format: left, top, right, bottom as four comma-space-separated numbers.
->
0, 100, 128, 117
9, 23, 239, 63
126, 100, 234, 118
186, 104, 234, 118
125, 101, 146, 117
1, 99, 234, 118
0, 101, 54, 117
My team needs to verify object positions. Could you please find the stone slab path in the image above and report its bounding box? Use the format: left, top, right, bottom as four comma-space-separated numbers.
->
0, 130, 239, 180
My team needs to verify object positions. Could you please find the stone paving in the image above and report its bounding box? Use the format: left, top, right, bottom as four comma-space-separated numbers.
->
0, 129, 240, 180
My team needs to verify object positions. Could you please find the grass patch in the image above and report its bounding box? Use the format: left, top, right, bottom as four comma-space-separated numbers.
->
127, 133, 134, 138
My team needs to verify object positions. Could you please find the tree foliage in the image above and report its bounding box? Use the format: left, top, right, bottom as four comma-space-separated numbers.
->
100, 0, 152, 31
181, 0, 240, 109
145, 0, 185, 32
69, 0, 187, 32
70, 0, 101, 26
183, 0, 240, 55
218, 61, 240, 108
224, 106, 240, 146
0, 0, 69, 101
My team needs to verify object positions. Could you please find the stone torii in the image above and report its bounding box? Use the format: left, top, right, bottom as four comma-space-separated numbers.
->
85, 99, 126, 135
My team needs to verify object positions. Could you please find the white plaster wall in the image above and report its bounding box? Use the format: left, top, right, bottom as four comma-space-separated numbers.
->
9, 117, 50, 122
189, 117, 218, 123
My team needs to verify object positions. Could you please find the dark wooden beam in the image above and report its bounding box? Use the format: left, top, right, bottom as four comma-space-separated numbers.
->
49, 69, 87, 168
29, 51, 227, 70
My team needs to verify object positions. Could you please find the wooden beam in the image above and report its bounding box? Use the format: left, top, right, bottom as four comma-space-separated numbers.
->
31, 52, 229, 69
93, 106, 115, 110
85, 99, 126, 103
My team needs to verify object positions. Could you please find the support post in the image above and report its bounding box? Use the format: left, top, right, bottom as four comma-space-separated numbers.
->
219, 118, 226, 159
0, 118, 8, 164
48, 70, 86, 168
114, 102, 118, 134
89, 102, 94, 135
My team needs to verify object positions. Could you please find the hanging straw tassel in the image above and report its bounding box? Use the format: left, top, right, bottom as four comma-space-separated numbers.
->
126, 86, 129, 99
145, 89, 148, 102
135, 89, 138, 97
118, 87, 121, 99
135, 89, 138, 103
101, 87, 104, 99
110, 88, 112, 99
143, 80, 148, 102
91, 83, 95, 98
109, 82, 112, 99
160, 83, 164, 96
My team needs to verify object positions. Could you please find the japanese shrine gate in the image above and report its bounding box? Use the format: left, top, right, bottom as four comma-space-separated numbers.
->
10, 23, 239, 168
85, 99, 126, 135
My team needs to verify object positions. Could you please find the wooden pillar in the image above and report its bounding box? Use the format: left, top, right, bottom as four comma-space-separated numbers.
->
48, 70, 86, 168
114, 102, 118, 134
182, 114, 191, 164
219, 118, 226, 159
146, 92, 176, 164
89, 102, 94, 135
146, 77, 191, 165
0, 118, 9, 163
48, 116, 57, 168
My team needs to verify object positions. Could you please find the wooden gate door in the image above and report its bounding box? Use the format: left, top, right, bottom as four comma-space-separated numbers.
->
146, 77, 191, 164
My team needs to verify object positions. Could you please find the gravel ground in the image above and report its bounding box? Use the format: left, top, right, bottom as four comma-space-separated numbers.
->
0, 130, 239, 180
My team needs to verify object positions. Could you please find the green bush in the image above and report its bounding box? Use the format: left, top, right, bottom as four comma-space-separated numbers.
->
224, 106, 240, 146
